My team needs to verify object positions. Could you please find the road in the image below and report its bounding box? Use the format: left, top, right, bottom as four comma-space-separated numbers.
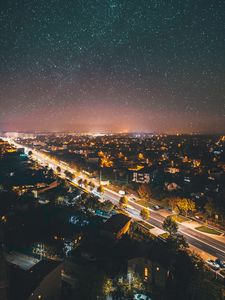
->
7, 139, 225, 261
104, 188, 225, 260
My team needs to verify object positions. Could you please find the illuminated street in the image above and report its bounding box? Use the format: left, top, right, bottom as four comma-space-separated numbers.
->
8, 138, 225, 261
1, 1, 225, 298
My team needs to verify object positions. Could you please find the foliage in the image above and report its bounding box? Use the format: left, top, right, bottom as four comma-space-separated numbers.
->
85, 196, 101, 210
101, 200, 114, 212
169, 197, 195, 216
83, 179, 88, 187
64, 170, 75, 180
168, 197, 178, 211
204, 198, 215, 218
140, 208, 150, 220
112, 274, 144, 300
119, 196, 128, 207
97, 185, 104, 194
163, 216, 178, 235
195, 226, 221, 235
75, 266, 107, 300
103, 278, 114, 297
137, 183, 152, 200
56, 195, 65, 205
88, 181, 95, 190
78, 178, 83, 185
167, 233, 189, 252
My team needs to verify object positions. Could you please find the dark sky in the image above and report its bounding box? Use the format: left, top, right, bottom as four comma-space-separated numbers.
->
0, 0, 225, 133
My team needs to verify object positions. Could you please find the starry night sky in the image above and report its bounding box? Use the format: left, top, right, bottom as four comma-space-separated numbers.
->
0, 0, 225, 133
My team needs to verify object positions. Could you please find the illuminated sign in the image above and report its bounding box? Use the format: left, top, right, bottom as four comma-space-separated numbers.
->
132, 172, 150, 183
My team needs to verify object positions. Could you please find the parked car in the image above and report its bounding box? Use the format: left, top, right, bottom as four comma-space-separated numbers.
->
215, 259, 225, 268
206, 259, 220, 270
119, 190, 126, 195
129, 194, 138, 201
153, 205, 160, 210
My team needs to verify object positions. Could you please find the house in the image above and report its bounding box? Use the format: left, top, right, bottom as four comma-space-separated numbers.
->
165, 182, 180, 191
100, 213, 131, 239
8, 257, 62, 300
27, 260, 62, 300
61, 255, 99, 298
127, 257, 168, 288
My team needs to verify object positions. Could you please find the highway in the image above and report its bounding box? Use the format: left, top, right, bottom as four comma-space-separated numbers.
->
7, 139, 225, 261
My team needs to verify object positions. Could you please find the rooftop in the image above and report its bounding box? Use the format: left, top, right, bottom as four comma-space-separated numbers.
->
102, 213, 131, 234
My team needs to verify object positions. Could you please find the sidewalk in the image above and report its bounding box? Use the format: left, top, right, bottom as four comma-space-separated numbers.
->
158, 208, 225, 242
180, 219, 225, 242
150, 227, 165, 237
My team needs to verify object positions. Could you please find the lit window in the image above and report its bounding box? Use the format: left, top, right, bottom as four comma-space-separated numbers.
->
144, 267, 148, 280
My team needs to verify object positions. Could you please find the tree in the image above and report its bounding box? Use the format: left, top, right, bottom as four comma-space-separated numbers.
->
167, 234, 189, 252
28, 150, 33, 156
137, 183, 152, 200
89, 181, 94, 186
78, 178, 83, 186
113, 274, 144, 300
140, 208, 150, 220
56, 166, 61, 173
97, 185, 104, 194
88, 181, 95, 189
138, 152, 144, 160
103, 278, 114, 298
163, 216, 178, 235
83, 179, 88, 187
74, 266, 107, 300
176, 198, 196, 217
48, 167, 53, 175
204, 198, 215, 218
170, 198, 196, 217
168, 197, 179, 212
119, 196, 128, 207
56, 195, 65, 205
64, 170, 75, 180
187, 199, 196, 215
102, 200, 114, 212
86, 196, 101, 210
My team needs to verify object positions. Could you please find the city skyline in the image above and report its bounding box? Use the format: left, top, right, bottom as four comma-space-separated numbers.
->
1, 2, 225, 296
1, 1, 225, 133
